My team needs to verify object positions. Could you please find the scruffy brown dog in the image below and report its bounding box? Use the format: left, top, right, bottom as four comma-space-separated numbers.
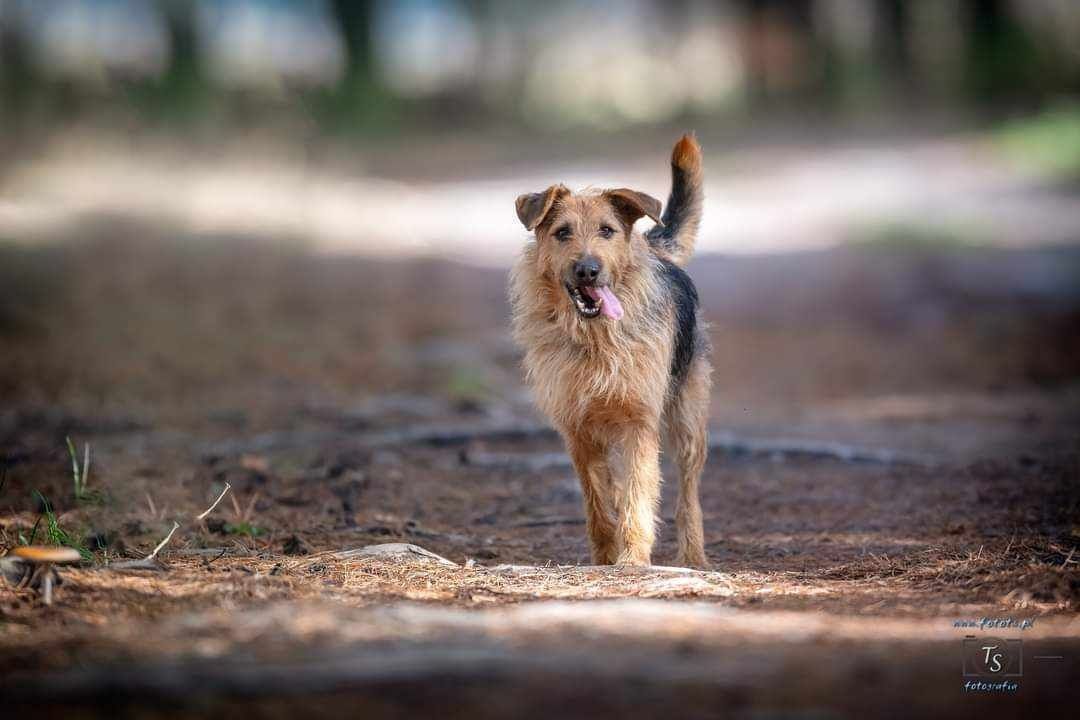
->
510, 134, 710, 567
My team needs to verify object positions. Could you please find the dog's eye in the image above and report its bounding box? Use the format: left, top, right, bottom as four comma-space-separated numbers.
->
598, 225, 615, 239
554, 226, 572, 241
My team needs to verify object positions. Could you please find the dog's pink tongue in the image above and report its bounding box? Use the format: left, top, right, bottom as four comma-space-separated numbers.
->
585, 285, 623, 320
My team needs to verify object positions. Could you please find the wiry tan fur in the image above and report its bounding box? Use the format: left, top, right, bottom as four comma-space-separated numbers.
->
655, 133, 704, 266
509, 134, 710, 567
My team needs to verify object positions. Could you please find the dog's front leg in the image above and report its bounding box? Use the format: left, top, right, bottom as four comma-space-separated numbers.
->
566, 434, 618, 564
615, 424, 661, 566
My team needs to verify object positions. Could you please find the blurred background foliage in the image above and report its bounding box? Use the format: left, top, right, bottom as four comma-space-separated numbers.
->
1, 0, 1078, 141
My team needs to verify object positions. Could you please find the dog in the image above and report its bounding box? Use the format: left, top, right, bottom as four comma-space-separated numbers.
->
510, 134, 710, 568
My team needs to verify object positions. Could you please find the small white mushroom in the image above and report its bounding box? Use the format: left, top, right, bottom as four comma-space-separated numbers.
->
7, 546, 82, 605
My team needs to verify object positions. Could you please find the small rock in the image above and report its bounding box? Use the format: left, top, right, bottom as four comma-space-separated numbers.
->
335, 543, 458, 567
0, 557, 29, 586
638, 576, 727, 597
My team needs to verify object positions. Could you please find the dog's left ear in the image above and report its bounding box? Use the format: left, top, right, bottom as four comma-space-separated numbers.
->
604, 188, 663, 229
516, 184, 569, 231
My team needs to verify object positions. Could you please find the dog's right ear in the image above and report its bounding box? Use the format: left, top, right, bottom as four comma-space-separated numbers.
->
515, 184, 569, 231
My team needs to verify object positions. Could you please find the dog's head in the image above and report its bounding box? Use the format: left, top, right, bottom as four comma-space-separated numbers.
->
515, 185, 661, 320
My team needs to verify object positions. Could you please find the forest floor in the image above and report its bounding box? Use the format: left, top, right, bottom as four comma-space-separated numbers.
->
1, 128, 1079, 717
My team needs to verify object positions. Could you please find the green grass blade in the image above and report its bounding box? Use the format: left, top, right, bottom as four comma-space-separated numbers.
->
66, 435, 81, 499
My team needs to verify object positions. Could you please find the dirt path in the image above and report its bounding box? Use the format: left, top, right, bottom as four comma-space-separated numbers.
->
1, 229, 1078, 717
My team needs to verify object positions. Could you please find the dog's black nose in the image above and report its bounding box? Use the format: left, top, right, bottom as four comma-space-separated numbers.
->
574, 256, 601, 283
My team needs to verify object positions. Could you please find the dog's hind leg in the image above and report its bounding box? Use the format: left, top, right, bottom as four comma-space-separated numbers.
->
668, 357, 711, 568
566, 433, 618, 564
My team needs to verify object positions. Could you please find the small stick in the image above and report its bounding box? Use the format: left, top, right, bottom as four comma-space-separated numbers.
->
140, 484, 232, 562
204, 547, 228, 567
145, 521, 180, 560
82, 442, 90, 490
198, 482, 232, 521
107, 558, 166, 571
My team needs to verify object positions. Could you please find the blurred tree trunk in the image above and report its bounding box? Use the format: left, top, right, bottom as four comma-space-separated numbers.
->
158, 0, 205, 120
329, 0, 378, 117
963, 0, 1043, 106
0, 3, 34, 132
733, 0, 820, 108
873, 0, 912, 102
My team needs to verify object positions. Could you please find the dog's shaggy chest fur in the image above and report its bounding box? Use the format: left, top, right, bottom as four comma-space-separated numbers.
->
508, 134, 711, 568
510, 244, 674, 430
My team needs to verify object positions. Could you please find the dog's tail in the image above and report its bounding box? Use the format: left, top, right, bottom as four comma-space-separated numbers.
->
646, 133, 703, 267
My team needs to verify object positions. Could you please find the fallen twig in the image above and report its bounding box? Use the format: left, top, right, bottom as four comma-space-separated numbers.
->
197, 482, 232, 520
712, 432, 934, 466
107, 558, 166, 572
137, 484, 234, 563
170, 547, 244, 557
145, 521, 180, 561
198, 422, 558, 457
194, 420, 933, 467
204, 548, 228, 567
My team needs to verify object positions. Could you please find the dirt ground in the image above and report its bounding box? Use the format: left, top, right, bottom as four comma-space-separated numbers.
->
1, 215, 1079, 717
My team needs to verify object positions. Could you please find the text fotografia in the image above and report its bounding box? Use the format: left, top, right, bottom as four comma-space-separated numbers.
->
963, 638, 1022, 676
954, 617, 1034, 631
964, 680, 1019, 693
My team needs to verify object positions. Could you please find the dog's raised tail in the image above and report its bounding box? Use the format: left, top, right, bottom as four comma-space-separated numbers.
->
646, 133, 703, 266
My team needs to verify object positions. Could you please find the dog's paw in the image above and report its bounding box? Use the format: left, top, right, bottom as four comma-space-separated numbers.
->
614, 550, 651, 567
590, 547, 618, 566
676, 553, 711, 571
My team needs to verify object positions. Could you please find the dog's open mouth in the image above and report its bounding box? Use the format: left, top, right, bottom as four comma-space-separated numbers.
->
565, 284, 624, 320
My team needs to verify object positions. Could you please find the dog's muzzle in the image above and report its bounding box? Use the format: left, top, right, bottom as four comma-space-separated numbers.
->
566, 283, 603, 318
564, 282, 624, 320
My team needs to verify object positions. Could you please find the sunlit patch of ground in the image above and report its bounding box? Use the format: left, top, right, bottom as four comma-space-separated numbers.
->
3, 126, 1080, 265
